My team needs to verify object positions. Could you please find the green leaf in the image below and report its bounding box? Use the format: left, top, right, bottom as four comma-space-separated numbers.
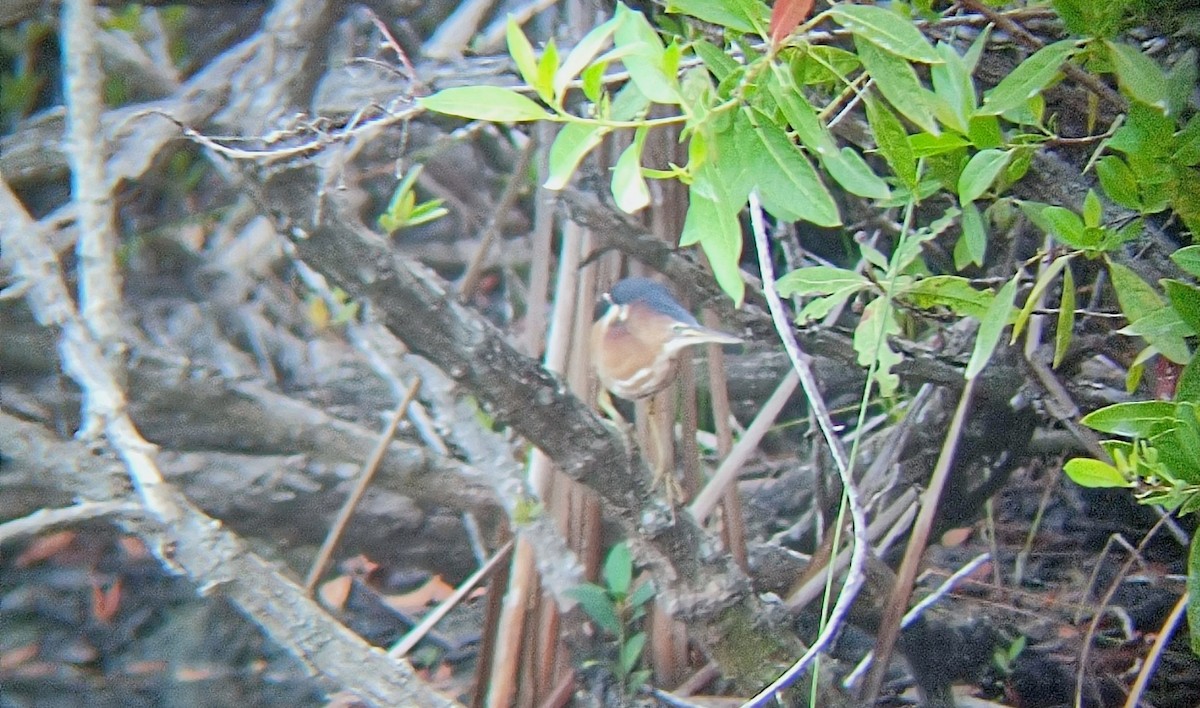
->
1106, 259, 1164, 323
614, 4, 679, 104
1119, 307, 1194, 364
854, 296, 903, 397
826, 147, 892, 200
682, 166, 745, 306
967, 114, 1003, 149
827, 4, 940, 63
747, 115, 841, 226
1096, 156, 1141, 210
621, 632, 647, 674
538, 39, 559, 98
1082, 190, 1102, 229
1165, 279, 1200, 335
420, 87, 549, 122
1063, 458, 1132, 488
694, 39, 739, 83
666, 0, 763, 34
603, 541, 633, 595
910, 132, 970, 158
1189, 533, 1200, 656
958, 148, 1012, 203
1173, 245, 1200, 279
545, 123, 610, 190
1081, 401, 1177, 437
1178, 356, 1200, 402
865, 94, 918, 190
555, 17, 618, 103
628, 580, 655, 609
980, 40, 1078, 116
901, 275, 993, 318
612, 128, 650, 213
776, 266, 869, 297
959, 200, 987, 267
1054, 264, 1076, 369
930, 42, 974, 135
1042, 206, 1087, 249
856, 37, 939, 135
568, 583, 621, 634
1012, 256, 1069, 342
1106, 39, 1168, 111
794, 288, 859, 323
712, 109, 756, 207
507, 18, 544, 100
767, 67, 837, 156
966, 273, 1017, 380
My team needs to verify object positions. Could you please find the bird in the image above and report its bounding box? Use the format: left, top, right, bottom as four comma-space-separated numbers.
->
591, 278, 743, 401
591, 277, 742, 503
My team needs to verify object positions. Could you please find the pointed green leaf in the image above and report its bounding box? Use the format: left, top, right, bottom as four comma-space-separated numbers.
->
1106, 259, 1163, 323
958, 148, 1012, 204
612, 128, 651, 213
1054, 264, 1075, 369
1081, 400, 1177, 437
507, 18, 543, 99
901, 275, 993, 318
1164, 279, 1200, 335
1041, 205, 1087, 248
1172, 245, 1200, 278
1106, 39, 1168, 110
865, 94, 917, 190
1063, 458, 1132, 488
568, 583, 621, 634
747, 115, 841, 226
980, 40, 1078, 116
545, 122, 610, 190
1189, 532, 1200, 656
930, 41, 974, 135
603, 541, 633, 595
826, 147, 892, 200
776, 266, 869, 297
614, 4, 679, 104
959, 200, 987, 267
420, 87, 549, 122
1083, 189, 1102, 229
694, 39, 739, 83
1119, 307, 1193, 364
555, 17, 618, 102
666, 0, 763, 34
828, 4, 940, 63
856, 37, 939, 135
621, 632, 647, 673
966, 273, 1017, 380
854, 296, 903, 396
538, 39, 559, 98
1012, 256, 1069, 342
1096, 156, 1141, 210
682, 166, 745, 305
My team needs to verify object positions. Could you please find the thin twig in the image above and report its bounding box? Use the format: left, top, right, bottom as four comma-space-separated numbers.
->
859, 376, 979, 703
304, 377, 423, 593
459, 138, 536, 301
843, 552, 991, 689
0, 501, 138, 544
742, 192, 870, 706
1123, 591, 1189, 708
62, 0, 124, 383
389, 539, 515, 658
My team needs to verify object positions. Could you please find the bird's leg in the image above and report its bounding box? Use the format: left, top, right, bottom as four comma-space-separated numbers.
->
647, 394, 682, 509
596, 387, 636, 460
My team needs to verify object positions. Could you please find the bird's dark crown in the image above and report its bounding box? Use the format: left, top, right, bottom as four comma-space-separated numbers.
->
605, 278, 700, 327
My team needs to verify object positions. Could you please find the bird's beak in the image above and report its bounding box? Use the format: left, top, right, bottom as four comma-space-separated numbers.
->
669, 324, 743, 349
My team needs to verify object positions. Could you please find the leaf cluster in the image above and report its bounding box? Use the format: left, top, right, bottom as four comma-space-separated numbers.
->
566, 542, 655, 696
